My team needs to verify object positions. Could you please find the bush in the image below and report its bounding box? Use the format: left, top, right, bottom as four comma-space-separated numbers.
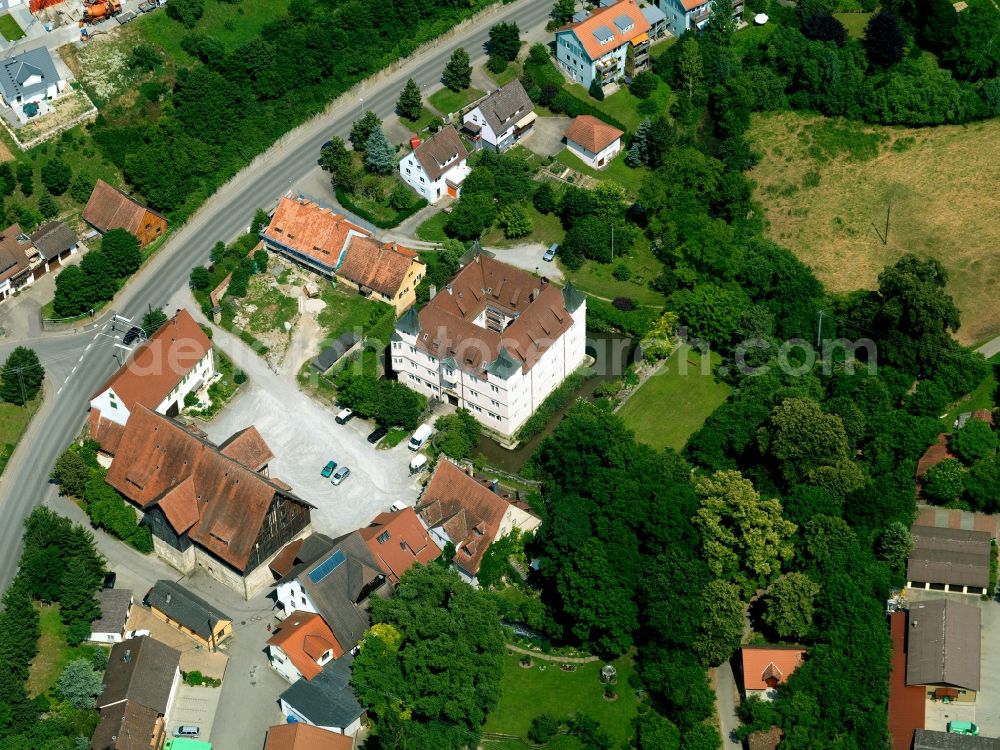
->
487, 55, 508, 74
589, 79, 605, 101
190, 266, 212, 290
167, 0, 204, 28
613, 263, 631, 281
533, 182, 557, 215
529, 714, 560, 744
630, 70, 658, 99
234, 369, 247, 385
517, 372, 589, 441
40, 160, 71, 196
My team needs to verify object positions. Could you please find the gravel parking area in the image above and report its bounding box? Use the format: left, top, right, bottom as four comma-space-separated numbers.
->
167, 685, 221, 743
486, 242, 564, 281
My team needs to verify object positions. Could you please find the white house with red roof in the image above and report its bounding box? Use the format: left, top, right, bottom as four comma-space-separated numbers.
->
399, 126, 471, 204
657, 0, 744, 40
555, 0, 652, 90
564, 115, 625, 169
390, 252, 586, 439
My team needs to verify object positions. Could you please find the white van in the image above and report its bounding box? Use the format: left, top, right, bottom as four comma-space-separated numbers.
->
409, 454, 428, 475
408, 424, 433, 451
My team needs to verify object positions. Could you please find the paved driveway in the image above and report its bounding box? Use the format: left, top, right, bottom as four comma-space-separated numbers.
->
484, 242, 564, 281
167, 685, 222, 742
522, 116, 572, 158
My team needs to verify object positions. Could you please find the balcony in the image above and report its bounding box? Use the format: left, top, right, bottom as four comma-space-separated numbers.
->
690, 8, 710, 25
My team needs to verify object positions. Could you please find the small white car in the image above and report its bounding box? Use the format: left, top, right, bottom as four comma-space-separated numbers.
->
331, 466, 351, 485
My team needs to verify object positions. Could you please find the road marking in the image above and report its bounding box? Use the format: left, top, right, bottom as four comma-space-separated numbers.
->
78, 354, 85, 363
86, 342, 93, 351
56, 385, 62, 394
113, 343, 131, 352
71, 366, 77, 374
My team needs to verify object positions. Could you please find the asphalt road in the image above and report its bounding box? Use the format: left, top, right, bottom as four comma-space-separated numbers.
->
0, 0, 554, 594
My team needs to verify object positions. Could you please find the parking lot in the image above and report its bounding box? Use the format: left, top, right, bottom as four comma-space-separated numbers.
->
167, 685, 221, 742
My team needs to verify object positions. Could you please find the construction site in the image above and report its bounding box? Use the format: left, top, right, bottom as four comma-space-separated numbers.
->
19, 0, 164, 43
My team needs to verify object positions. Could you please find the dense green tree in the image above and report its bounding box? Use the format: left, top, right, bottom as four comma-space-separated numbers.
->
630, 71, 658, 99
668, 284, 750, 348
939, 0, 1000, 79
497, 204, 532, 239
396, 78, 423, 121
38, 191, 58, 219
59, 557, 101, 646
101, 229, 142, 278
363, 126, 395, 176
802, 11, 848, 45
141, 307, 168, 336
922, 457, 965, 503
758, 397, 854, 487
877, 521, 913, 574
638, 646, 716, 727
445, 193, 496, 239
227, 265, 249, 297
864, 12, 907, 68
15, 162, 33, 197
166, 0, 204, 27
951, 420, 998, 464
761, 572, 819, 640
1, 346, 44, 405
636, 710, 680, 750
251, 208, 270, 234
434, 409, 481, 460
488, 22, 521, 62
965, 456, 1000, 512
129, 43, 164, 71
588, 79, 605, 100
529, 714, 560, 744
442, 48, 472, 93
350, 111, 381, 152
0, 162, 15, 196
40, 160, 71, 196
189, 266, 212, 290
626, 119, 651, 167
321, 136, 358, 191
79, 251, 117, 302
552, 0, 576, 24
682, 725, 724, 750
56, 659, 102, 709
52, 449, 91, 498
693, 579, 744, 666
532, 182, 557, 215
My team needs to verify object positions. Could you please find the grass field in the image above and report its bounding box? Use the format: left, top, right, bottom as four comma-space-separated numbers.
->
554, 148, 649, 196
942, 353, 1000, 426
318, 284, 394, 344
0, 13, 25, 41
747, 111, 1000, 345
483, 651, 640, 748
563, 235, 664, 306
566, 79, 672, 133
27, 604, 103, 697
482, 203, 565, 248
0, 396, 40, 478
618, 348, 731, 452
416, 211, 450, 242
429, 86, 484, 117
834, 12, 873, 38
399, 106, 438, 134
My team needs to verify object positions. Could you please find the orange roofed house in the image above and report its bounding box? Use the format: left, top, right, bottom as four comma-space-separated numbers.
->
416, 459, 541, 587
741, 645, 806, 699
264, 723, 354, 750
89, 308, 215, 459
83, 179, 167, 247
105, 405, 313, 598
555, 0, 651, 91
266, 611, 344, 684
564, 115, 624, 170
260, 194, 424, 313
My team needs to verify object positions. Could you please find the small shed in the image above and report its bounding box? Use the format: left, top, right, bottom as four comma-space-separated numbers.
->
89, 588, 134, 643
563, 115, 624, 170
145, 579, 233, 649
311, 332, 361, 373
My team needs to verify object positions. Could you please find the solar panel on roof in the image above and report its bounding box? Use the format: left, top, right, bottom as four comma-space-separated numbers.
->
572, 10, 588, 21
592, 24, 614, 43
613, 14, 634, 32
308, 549, 346, 584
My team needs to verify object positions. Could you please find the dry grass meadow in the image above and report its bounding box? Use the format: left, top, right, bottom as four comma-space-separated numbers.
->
747, 112, 1000, 346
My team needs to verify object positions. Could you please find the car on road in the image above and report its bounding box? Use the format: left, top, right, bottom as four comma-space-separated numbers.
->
543, 243, 558, 262
321, 460, 337, 478
122, 326, 145, 345
102, 572, 117, 589
173, 726, 200, 738
335, 408, 354, 424
367, 426, 388, 444
331, 466, 351, 485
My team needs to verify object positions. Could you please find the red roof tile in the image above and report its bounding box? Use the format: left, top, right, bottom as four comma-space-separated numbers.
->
0, 223, 37, 285
218, 426, 274, 472
561, 0, 651, 60
564, 115, 623, 154
262, 196, 371, 271
266, 611, 343, 680
89, 408, 126, 454
741, 646, 806, 691
889, 611, 925, 750
264, 723, 353, 750
916, 434, 953, 478
359, 508, 440, 584
337, 237, 422, 299
83, 179, 166, 239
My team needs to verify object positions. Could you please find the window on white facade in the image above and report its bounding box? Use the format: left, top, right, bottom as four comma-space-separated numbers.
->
393, 342, 401, 350
490, 384, 499, 393
409, 346, 416, 353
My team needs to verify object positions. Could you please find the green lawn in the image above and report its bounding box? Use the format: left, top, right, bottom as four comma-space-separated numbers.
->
318, 284, 395, 344
554, 148, 649, 196
834, 12, 873, 38
483, 651, 640, 747
649, 37, 676, 60
618, 348, 731, 452
567, 78, 673, 133
429, 86, 485, 117
245, 285, 298, 334
27, 604, 103, 698
0, 13, 25, 41
399, 106, 438, 134
416, 211, 450, 242
942, 353, 1000, 426
563, 235, 665, 306
483, 203, 565, 249
382, 427, 408, 448
484, 62, 519, 87
0, 397, 39, 478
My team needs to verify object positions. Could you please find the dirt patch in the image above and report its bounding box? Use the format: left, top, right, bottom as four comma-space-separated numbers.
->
0, 139, 14, 162
748, 112, 1000, 346
60, 34, 138, 102
11, 88, 97, 146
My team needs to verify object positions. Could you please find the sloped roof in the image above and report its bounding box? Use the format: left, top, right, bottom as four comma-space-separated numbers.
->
908, 525, 992, 589
30, 220, 77, 260
278, 654, 363, 730
311, 332, 360, 372
91, 308, 212, 413
91, 588, 133, 635
146, 580, 231, 640
412, 126, 469, 182
261, 195, 371, 271
906, 599, 981, 691
267, 611, 343, 680
564, 115, 624, 154
406, 254, 575, 377
270, 533, 337, 579
218, 426, 274, 472
337, 236, 422, 298
474, 79, 534, 135
98, 636, 180, 713
358, 508, 440, 584
83, 179, 165, 236
559, 0, 651, 60
106, 407, 312, 571
0, 223, 35, 285
264, 723, 354, 750
740, 646, 806, 691
916, 433, 953, 478
889, 611, 926, 750
91, 700, 162, 750
0, 47, 59, 102
914, 730, 1000, 749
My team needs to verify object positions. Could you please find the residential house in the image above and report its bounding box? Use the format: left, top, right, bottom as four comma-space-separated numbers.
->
89, 308, 215, 451
266, 610, 343, 683
416, 459, 541, 586
555, 0, 652, 90
358, 507, 441, 584
216, 425, 274, 475
106, 407, 314, 598
461, 79, 535, 152
906, 599, 981, 702
390, 253, 587, 439
0, 223, 41, 301
563, 115, 624, 169
260, 194, 371, 277
278, 654, 364, 736
399, 126, 470, 203
89, 589, 134, 644
889, 611, 925, 750
264, 723, 354, 750
642, 3, 669, 38
0, 47, 66, 109
310, 332, 361, 374
335, 236, 425, 314
92, 636, 181, 750
955, 409, 994, 430
740, 645, 806, 699
907, 525, 993, 596
145, 580, 233, 649
914, 730, 1000, 749
83, 179, 167, 247
30, 220, 79, 273
657, 0, 744, 40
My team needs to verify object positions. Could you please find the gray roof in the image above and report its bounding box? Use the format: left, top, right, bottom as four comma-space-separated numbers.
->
91, 589, 133, 635
0, 47, 59, 102
914, 730, 1000, 749
146, 580, 231, 640
412, 126, 469, 182
396, 306, 420, 336
98, 636, 180, 713
279, 654, 363, 729
905, 599, 981, 691
29, 221, 77, 261
908, 525, 992, 590
475, 79, 534, 136
572, 9, 589, 22
641, 4, 667, 23
311, 332, 360, 372
486, 345, 520, 380
562, 281, 585, 313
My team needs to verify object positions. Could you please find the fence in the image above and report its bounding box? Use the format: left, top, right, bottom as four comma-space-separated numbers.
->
41, 308, 96, 332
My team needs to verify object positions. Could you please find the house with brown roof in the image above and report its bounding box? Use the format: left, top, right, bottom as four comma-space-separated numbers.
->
416, 459, 541, 586
906, 599, 981, 702
564, 115, 624, 169
555, 0, 652, 91
92, 636, 181, 750
399, 126, 470, 204
264, 723, 354, 750
889, 610, 926, 750
89, 308, 215, 457
740, 645, 806, 699
0, 223, 42, 301
656, 0, 744, 40
358, 507, 441, 584
907, 525, 993, 596
83, 179, 167, 247
260, 194, 372, 277
89, 589, 134, 644
30, 220, 79, 272
335, 236, 425, 314
914, 730, 1000, 749
391, 252, 587, 438
106, 406, 313, 598
146, 579, 233, 649
266, 610, 343, 683
461, 79, 535, 152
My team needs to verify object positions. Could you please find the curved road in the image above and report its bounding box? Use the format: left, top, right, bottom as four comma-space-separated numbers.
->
0, 0, 553, 593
